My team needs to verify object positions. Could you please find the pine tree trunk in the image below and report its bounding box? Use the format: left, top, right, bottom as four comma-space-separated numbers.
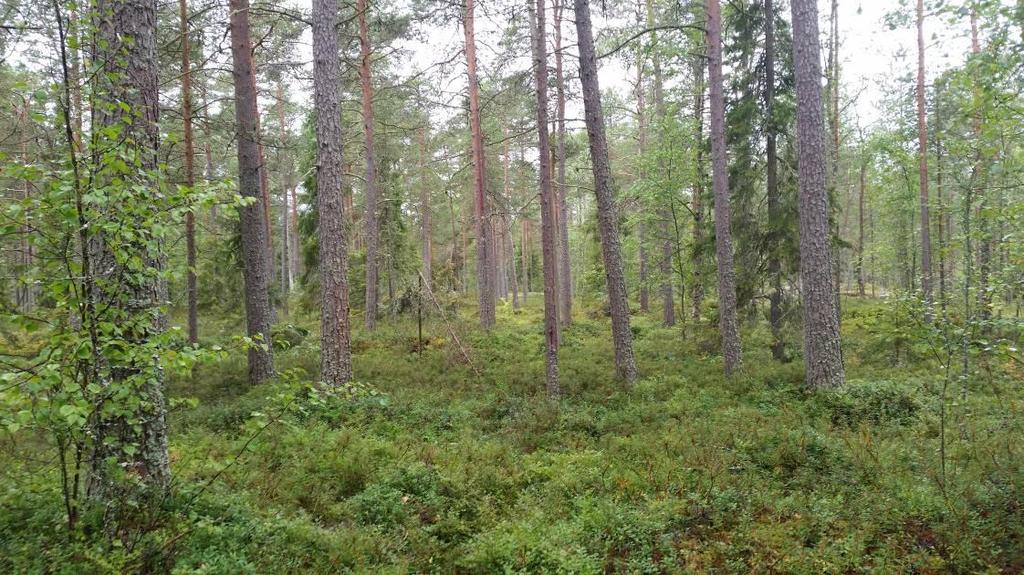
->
420, 126, 433, 287
358, 0, 380, 330
86, 0, 170, 497
573, 0, 639, 383
554, 0, 572, 326
857, 159, 866, 297
636, 60, 650, 313
179, 0, 198, 343
229, 0, 275, 385
465, 0, 495, 328
312, 0, 352, 385
916, 0, 933, 317
765, 0, 784, 360
707, 0, 742, 374
690, 37, 706, 322
277, 80, 292, 316
522, 218, 530, 302
532, 0, 561, 398
790, 0, 845, 389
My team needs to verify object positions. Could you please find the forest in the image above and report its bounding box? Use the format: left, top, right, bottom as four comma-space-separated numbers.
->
0, 0, 1022, 572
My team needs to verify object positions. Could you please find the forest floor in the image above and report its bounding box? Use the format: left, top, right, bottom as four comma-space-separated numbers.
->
3, 297, 1023, 573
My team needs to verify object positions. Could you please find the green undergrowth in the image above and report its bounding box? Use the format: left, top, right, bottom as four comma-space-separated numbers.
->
2, 298, 1022, 573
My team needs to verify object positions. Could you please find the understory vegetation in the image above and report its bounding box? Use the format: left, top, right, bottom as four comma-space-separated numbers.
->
3, 297, 1021, 574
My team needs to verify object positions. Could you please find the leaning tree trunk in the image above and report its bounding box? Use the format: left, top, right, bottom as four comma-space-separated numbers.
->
358, 0, 380, 330
313, 0, 353, 385
707, 0, 742, 374
573, 0, 639, 383
791, 0, 845, 389
532, 0, 561, 397
179, 0, 198, 344
229, 0, 275, 385
465, 0, 496, 329
916, 0, 933, 318
553, 0, 572, 326
85, 0, 170, 499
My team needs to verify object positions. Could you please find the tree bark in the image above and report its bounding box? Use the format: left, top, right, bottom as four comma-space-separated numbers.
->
358, 0, 380, 330
636, 56, 649, 313
277, 80, 292, 317
573, 0, 639, 383
229, 0, 275, 385
465, 0, 496, 329
707, 0, 742, 374
691, 41, 706, 323
857, 158, 866, 297
790, 0, 845, 388
916, 0, 933, 318
532, 0, 561, 398
86, 0, 170, 497
765, 0, 784, 360
419, 126, 433, 287
553, 0, 572, 326
179, 0, 198, 344
312, 0, 353, 385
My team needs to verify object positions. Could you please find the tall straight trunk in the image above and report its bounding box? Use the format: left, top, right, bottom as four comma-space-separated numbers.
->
200, 68, 216, 220
790, 0, 845, 389
916, 0, 933, 317
251, 64, 273, 279
509, 213, 520, 309
229, 0, 275, 385
645, 0, 674, 327
707, 0, 741, 374
636, 58, 650, 313
970, 10, 990, 324
573, 0, 639, 383
419, 126, 432, 287
691, 42, 706, 322
857, 158, 866, 296
553, 0, 572, 325
936, 128, 945, 311
828, 0, 841, 315
358, 0, 380, 330
765, 0, 783, 360
465, 0, 495, 328
532, 0, 560, 398
312, 0, 352, 385
277, 80, 292, 316
522, 218, 530, 302
180, 0, 197, 343
86, 0, 170, 496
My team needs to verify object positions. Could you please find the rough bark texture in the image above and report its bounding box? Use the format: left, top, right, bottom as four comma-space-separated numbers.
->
553, 0, 572, 326
312, 0, 353, 385
465, 0, 495, 329
573, 0, 639, 383
916, 0, 933, 316
277, 80, 292, 316
419, 127, 433, 287
645, 0, 675, 328
765, 0, 783, 360
636, 58, 649, 313
87, 0, 170, 497
180, 0, 197, 344
358, 0, 380, 330
691, 39, 706, 322
229, 0, 275, 385
532, 0, 561, 398
790, 0, 845, 389
857, 159, 866, 297
707, 0, 742, 374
